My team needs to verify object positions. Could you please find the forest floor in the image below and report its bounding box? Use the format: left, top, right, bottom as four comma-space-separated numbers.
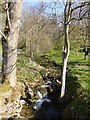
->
0, 48, 89, 119
17, 50, 90, 119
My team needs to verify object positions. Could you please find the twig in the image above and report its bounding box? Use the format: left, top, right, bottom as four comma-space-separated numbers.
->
0, 30, 7, 40
0, 2, 6, 11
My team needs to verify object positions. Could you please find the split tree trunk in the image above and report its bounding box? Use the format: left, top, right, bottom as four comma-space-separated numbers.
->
2, 1, 22, 87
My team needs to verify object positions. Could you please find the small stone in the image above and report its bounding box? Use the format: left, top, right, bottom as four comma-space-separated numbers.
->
4, 98, 8, 105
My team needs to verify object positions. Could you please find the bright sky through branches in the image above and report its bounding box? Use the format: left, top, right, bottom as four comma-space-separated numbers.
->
23, 0, 64, 2
23, 0, 89, 2
22, 0, 64, 14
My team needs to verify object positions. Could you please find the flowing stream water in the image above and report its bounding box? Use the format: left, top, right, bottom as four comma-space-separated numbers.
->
20, 81, 62, 120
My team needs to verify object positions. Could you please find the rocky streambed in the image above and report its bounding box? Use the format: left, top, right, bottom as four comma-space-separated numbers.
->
0, 55, 62, 119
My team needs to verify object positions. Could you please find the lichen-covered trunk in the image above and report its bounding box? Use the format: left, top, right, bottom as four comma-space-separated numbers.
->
2, 1, 22, 87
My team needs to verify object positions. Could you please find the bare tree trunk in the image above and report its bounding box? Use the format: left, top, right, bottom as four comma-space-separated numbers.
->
61, 26, 70, 98
26, 38, 30, 56
88, 3, 90, 45
2, 1, 22, 87
84, 3, 90, 60
84, 46, 88, 60
61, 1, 71, 98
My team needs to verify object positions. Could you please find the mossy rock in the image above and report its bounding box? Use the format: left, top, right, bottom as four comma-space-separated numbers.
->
20, 104, 34, 118
0, 80, 11, 94
0, 81, 21, 104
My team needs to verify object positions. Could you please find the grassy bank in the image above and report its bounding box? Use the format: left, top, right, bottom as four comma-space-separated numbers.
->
0, 45, 89, 119
46, 50, 90, 119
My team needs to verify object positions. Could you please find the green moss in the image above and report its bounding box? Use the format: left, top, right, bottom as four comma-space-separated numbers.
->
20, 104, 34, 118
17, 51, 42, 83
0, 80, 11, 93
1, 112, 7, 117
16, 47, 89, 119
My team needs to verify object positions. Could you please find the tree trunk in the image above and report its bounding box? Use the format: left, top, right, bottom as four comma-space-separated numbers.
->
61, 25, 70, 98
84, 46, 88, 60
61, 1, 71, 98
88, 3, 90, 44
84, 3, 90, 60
2, 1, 22, 87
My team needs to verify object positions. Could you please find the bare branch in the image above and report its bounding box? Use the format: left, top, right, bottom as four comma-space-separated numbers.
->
0, 2, 6, 11
8, 2, 16, 10
68, 8, 90, 23
66, 7, 90, 25
80, 8, 90, 18
59, 20, 64, 25
0, 2, 5, 5
6, 2, 11, 30
71, 2, 90, 12
0, 30, 7, 40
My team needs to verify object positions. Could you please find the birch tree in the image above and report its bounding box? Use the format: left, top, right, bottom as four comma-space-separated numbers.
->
1, 0, 22, 87
60, 0, 90, 97
60, 0, 72, 98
